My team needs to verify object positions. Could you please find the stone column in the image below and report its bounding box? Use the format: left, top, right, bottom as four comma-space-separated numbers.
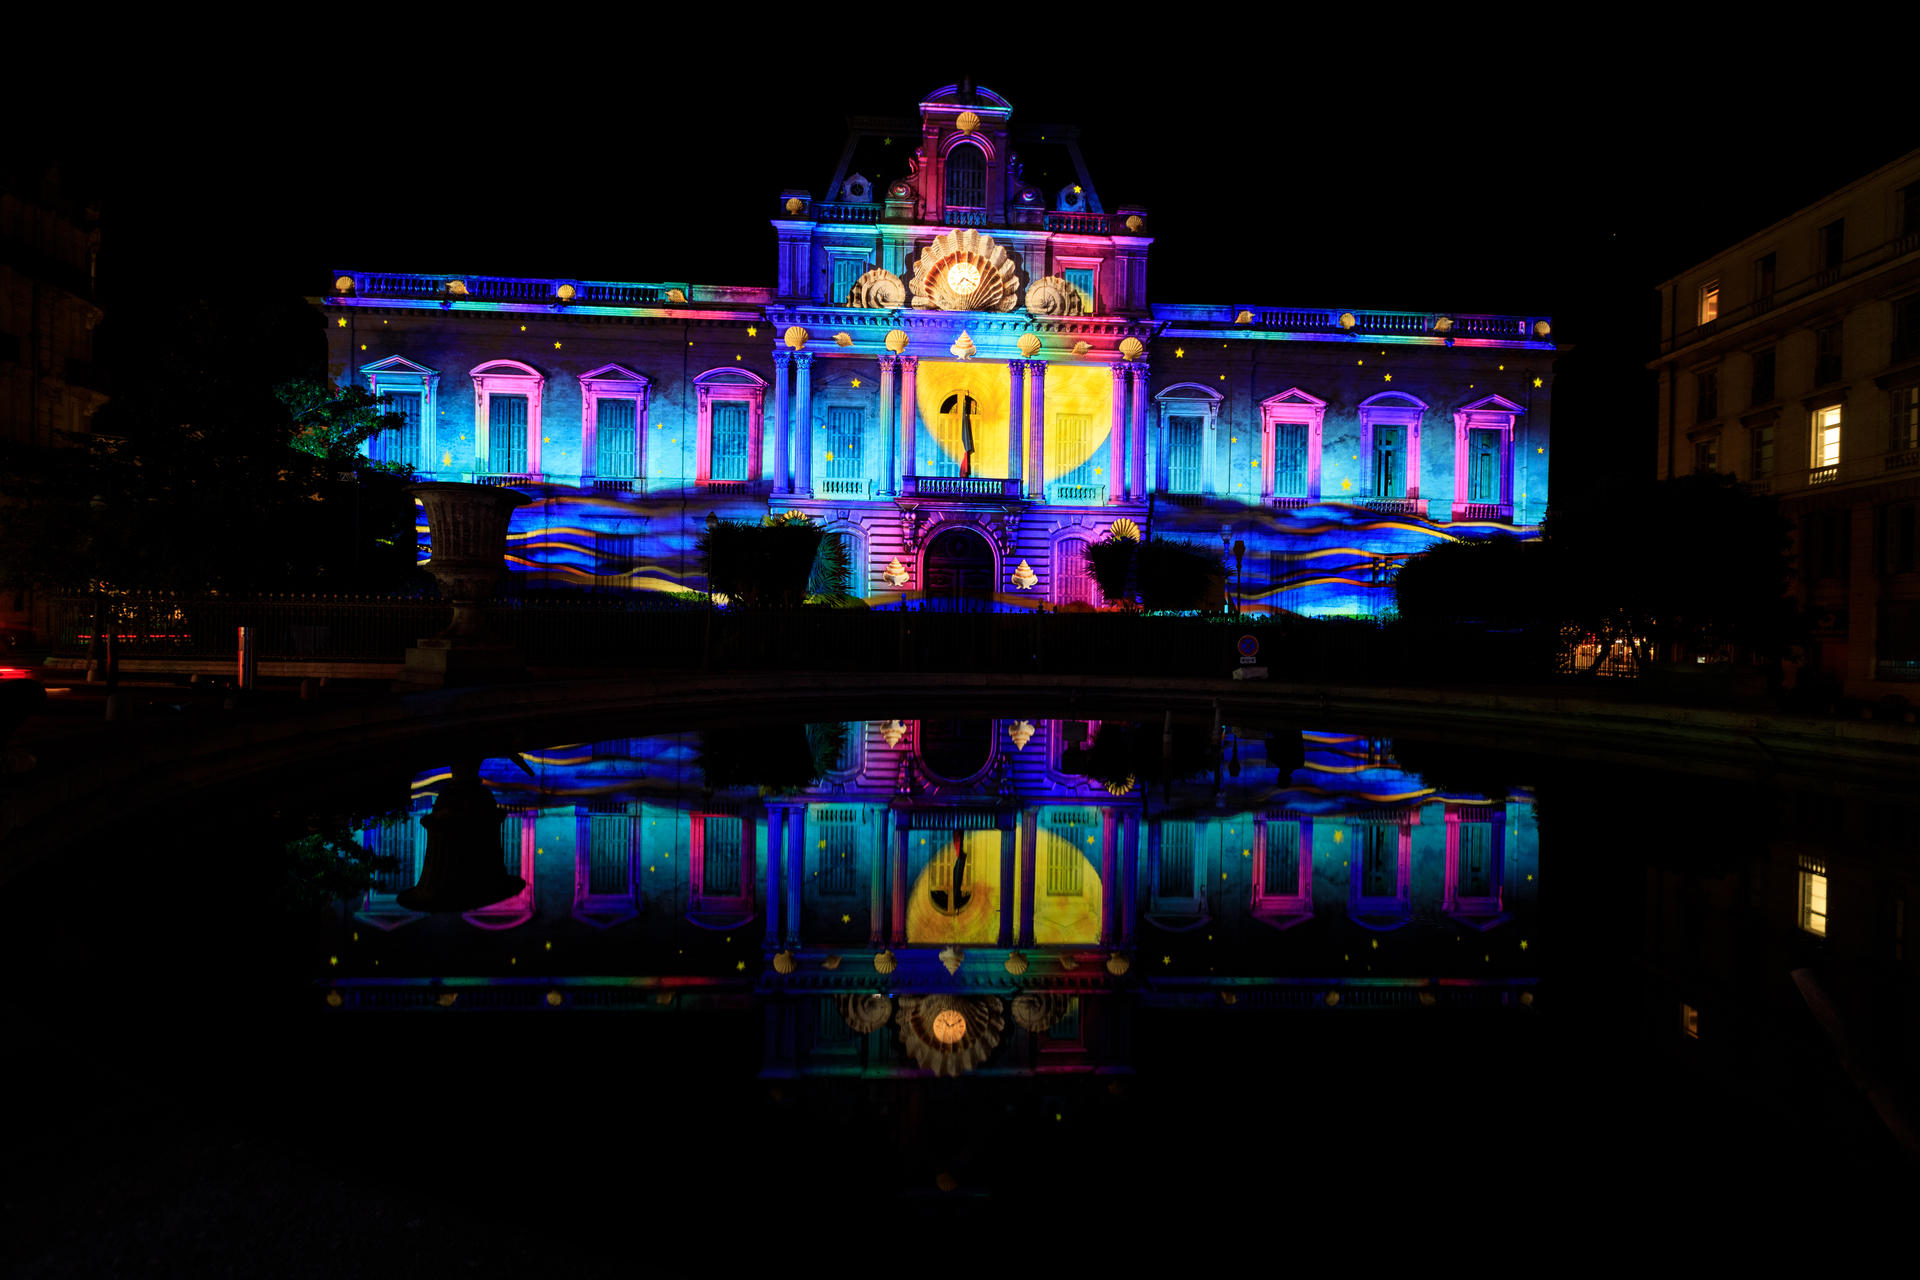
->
1099, 806, 1119, 945
891, 815, 909, 947
878, 353, 898, 496
1018, 811, 1039, 947
1026, 360, 1047, 501
1121, 813, 1139, 945
1109, 362, 1127, 503
785, 804, 805, 947
869, 814, 887, 945
793, 352, 814, 495
764, 806, 786, 941
898, 355, 919, 490
1007, 360, 1025, 491
1129, 362, 1151, 501
998, 823, 1017, 946
770, 351, 791, 494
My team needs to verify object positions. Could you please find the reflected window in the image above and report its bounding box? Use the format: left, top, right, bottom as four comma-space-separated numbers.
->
816, 807, 862, 895
586, 802, 634, 895
1360, 825, 1396, 897
1254, 814, 1313, 927
928, 833, 975, 914
1681, 1004, 1700, 1039
1799, 855, 1828, 936
1159, 822, 1196, 898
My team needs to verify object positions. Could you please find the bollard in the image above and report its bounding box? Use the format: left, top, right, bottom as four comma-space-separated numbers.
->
237, 625, 257, 692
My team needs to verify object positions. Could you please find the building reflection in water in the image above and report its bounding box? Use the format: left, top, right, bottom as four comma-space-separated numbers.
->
327, 716, 1540, 1075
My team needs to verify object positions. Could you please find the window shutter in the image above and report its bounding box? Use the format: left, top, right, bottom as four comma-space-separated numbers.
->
597, 398, 637, 477
1274, 422, 1308, 496
491, 395, 529, 474
826, 407, 863, 479
1168, 415, 1203, 494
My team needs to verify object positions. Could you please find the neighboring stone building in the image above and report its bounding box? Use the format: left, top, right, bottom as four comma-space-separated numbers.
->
0, 165, 106, 638
1651, 149, 1920, 698
320, 83, 1554, 616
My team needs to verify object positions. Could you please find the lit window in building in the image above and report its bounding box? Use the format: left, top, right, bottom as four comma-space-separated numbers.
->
710, 402, 750, 481
826, 406, 864, 479
1063, 267, 1095, 315
1052, 412, 1098, 493
933, 392, 978, 478
1813, 405, 1843, 469
596, 398, 637, 478
1273, 422, 1309, 497
1055, 536, 1097, 606
1799, 855, 1828, 936
1694, 436, 1719, 474
830, 257, 865, 305
1681, 1004, 1700, 1039
490, 394, 529, 474
945, 143, 986, 210
1698, 280, 1719, 324
1468, 428, 1503, 503
1167, 415, 1204, 494
1373, 424, 1404, 497
372, 390, 422, 469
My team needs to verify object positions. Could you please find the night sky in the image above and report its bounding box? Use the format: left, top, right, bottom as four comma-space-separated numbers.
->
25, 37, 1915, 500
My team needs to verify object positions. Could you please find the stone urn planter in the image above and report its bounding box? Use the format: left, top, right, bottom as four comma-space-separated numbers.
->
396, 757, 525, 912
398, 482, 532, 687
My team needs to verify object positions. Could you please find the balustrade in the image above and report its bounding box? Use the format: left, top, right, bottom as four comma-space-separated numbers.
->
1809, 464, 1839, 486
901, 475, 1022, 498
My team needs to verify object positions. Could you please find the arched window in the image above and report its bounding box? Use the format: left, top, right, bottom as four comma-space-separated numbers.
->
945, 143, 986, 210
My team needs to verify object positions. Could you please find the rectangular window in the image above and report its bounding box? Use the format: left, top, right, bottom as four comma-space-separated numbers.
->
1468, 427, 1503, 502
1158, 822, 1195, 898
830, 257, 865, 306
1681, 1004, 1701, 1039
374, 391, 422, 469
1055, 537, 1097, 606
700, 816, 743, 896
1807, 509, 1850, 579
1696, 368, 1719, 422
1894, 386, 1920, 452
1693, 436, 1719, 474
1879, 502, 1918, 575
1273, 422, 1309, 496
1264, 820, 1299, 892
1698, 279, 1720, 324
710, 402, 749, 481
1372, 425, 1404, 497
1167, 415, 1204, 494
1799, 855, 1828, 936
490, 394, 529, 473
594, 531, 635, 589
825, 406, 863, 479
370, 817, 418, 894
1458, 823, 1494, 897
596, 397, 637, 478
1750, 348, 1776, 405
1750, 423, 1774, 479
1815, 325, 1843, 386
1047, 838, 1086, 897
1753, 252, 1776, 302
1360, 825, 1397, 897
1900, 182, 1920, 238
1813, 404, 1843, 469
1895, 298, 1920, 363
816, 807, 860, 896
1817, 219, 1845, 274
1063, 267, 1095, 315
587, 806, 633, 895
1053, 412, 1099, 489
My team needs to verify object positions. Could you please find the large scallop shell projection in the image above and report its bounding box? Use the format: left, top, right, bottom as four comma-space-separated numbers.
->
895, 994, 1005, 1075
1024, 275, 1088, 317
909, 228, 1021, 312
846, 267, 906, 308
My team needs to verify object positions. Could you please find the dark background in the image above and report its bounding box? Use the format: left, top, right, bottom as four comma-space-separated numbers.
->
21, 34, 1917, 504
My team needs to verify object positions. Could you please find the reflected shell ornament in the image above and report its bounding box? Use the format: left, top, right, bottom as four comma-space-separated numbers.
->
939, 946, 964, 975
874, 949, 897, 974
772, 950, 797, 974
1105, 952, 1131, 976
1004, 949, 1029, 976
1017, 332, 1042, 358
1117, 336, 1144, 361
1010, 559, 1037, 590
847, 268, 907, 309
909, 228, 1022, 312
885, 328, 910, 353
784, 325, 809, 350
836, 992, 893, 1033
833, 332, 854, 348
1025, 275, 1088, 318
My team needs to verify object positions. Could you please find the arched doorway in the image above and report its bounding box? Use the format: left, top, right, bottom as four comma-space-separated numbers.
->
924, 526, 994, 603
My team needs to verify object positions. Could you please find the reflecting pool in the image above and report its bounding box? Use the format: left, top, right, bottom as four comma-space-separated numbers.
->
8, 707, 1914, 1271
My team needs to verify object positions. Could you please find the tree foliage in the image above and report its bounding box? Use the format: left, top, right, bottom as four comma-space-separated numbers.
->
698, 511, 828, 608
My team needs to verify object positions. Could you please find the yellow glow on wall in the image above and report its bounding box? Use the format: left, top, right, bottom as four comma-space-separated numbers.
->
903, 828, 1103, 946
916, 360, 1013, 477
1043, 362, 1114, 484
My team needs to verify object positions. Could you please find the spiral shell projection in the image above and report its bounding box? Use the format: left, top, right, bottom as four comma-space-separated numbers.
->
835, 992, 893, 1033
1010, 560, 1037, 590
910, 228, 1021, 312
1016, 332, 1041, 358
1071, 341, 1092, 357
1117, 336, 1144, 361
1011, 992, 1070, 1034
846, 267, 906, 309
895, 994, 1004, 1076
949, 332, 976, 360
1024, 275, 1087, 318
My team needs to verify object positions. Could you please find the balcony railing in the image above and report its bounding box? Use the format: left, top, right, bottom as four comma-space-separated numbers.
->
815, 477, 873, 498
474, 473, 540, 488
1809, 465, 1839, 486
942, 208, 992, 228
1152, 305, 1548, 342
812, 202, 880, 225
1355, 497, 1426, 517
1272, 495, 1314, 510
1044, 212, 1110, 234
1885, 449, 1919, 473
1048, 482, 1108, 504
588, 477, 639, 493
1454, 502, 1513, 523
900, 475, 1023, 499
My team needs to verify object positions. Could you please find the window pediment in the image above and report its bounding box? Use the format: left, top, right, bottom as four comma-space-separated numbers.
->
1155, 381, 1225, 404
579, 363, 648, 386
1458, 393, 1525, 415
1261, 387, 1328, 412
693, 367, 770, 389
361, 355, 437, 378
470, 358, 542, 379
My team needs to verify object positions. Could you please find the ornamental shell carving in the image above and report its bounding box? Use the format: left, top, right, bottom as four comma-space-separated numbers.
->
847, 267, 907, 309
939, 946, 964, 974
836, 992, 893, 1033
784, 325, 809, 350
955, 110, 981, 135
909, 228, 1022, 313
895, 995, 1004, 1076
772, 950, 797, 974
1016, 333, 1041, 357
1071, 341, 1092, 357
1105, 952, 1131, 976
833, 332, 853, 347
666, 288, 687, 303
1117, 336, 1144, 361
1024, 275, 1087, 318
949, 332, 976, 360
1003, 950, 1029, 975
873, 949, 897, 974
884, 329, 910, 353
1011, 992, 1070, 1034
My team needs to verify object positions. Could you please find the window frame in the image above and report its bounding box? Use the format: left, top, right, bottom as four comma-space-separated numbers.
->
826, 249, 872, 306
1346, 816, 1414, 929
1252, 812, 1313, 929
574, 800, 641, 927
1811, 402, 1843, 471
470, 359, 546, 479
1152, 383, 1223, 501
360, 356, 439, 474
1695, 366, 1719, 423
1453, 393, 1524, 514
1749, 346, 1777, 406
1357, 392, 1429, 502
578, 363, 649, 484
692, 367, 768, 486
1055, 260, 1099, 316
1798, 855, 1828, 937
943, 139, 989, 211
689, 810, 757, 928
1443, 804, 1509, 930
1050, 532, 1099, 608
1697, 278, 1720, 325
1258, 386, 1327, 502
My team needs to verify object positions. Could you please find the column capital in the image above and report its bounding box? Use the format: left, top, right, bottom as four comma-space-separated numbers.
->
794, 351, 815, 369
1110, 360, 1127, 380
1129, 360, 1151, 381
772, 349, 793, 368
878, 351, 900, 371
900, 353, 919, 371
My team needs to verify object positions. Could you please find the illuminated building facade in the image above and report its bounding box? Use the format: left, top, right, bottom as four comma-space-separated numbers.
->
321, 84, 1556, 616
1651, 148, 1920, 696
